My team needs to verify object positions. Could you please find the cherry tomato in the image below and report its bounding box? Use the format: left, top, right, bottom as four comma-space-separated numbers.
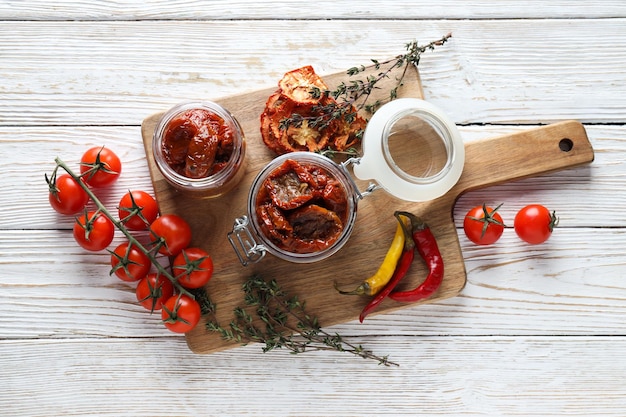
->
463, 203, 505, 245
135, 273, 174, 312
118, 190, 159, 231
514, 204, 559, 244
48, 173, 89, 215
161, 294, 201, 333
73, 211, 115, 251
149, 214, 192, 256
110, 242, 151, 282
173, 247, 214, 289
80, 146, 122, 187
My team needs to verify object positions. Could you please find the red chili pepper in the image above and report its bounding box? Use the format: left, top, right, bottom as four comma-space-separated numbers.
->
359, 213, 415, 322
388, 211, 444, 303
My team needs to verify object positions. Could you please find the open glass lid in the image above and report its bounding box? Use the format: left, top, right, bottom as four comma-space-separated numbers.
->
352, 98, 465, 202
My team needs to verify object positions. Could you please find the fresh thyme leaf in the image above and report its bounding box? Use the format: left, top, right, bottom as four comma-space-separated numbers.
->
189, 287, 215, 315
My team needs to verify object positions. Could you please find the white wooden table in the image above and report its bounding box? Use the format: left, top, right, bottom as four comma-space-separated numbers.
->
2, 2, 625, 415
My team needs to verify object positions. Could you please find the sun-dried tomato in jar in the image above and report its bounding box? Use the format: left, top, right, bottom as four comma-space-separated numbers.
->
161, 108, 234, 178
228, 152, 360, 264
153, 101, 246, 198
253, 157, 350, 254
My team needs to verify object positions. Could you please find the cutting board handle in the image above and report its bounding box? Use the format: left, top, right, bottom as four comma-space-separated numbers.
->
452, 120, 594, 195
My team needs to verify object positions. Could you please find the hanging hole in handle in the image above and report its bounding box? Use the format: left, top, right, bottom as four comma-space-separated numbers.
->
559, 138, 574, 152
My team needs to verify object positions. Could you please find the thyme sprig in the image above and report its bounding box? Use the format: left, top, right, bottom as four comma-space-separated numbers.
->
346, 33, 452, 113
281, 33, 452, 132
202, 275, 398, 366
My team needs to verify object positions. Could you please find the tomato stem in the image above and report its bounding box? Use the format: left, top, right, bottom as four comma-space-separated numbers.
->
468, 202, 506, 239
548, 210, 560, 232
79, 145, 120, 182
54, 157, 193, 299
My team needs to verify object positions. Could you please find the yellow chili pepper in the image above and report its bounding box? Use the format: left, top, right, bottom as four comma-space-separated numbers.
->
335, 218, 406, 296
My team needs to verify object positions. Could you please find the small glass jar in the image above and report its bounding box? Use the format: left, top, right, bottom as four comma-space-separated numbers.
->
152, 101, 246, 198
228, 152, 361, 264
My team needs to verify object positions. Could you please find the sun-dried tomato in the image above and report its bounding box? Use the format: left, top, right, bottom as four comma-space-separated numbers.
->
161, 108, 234, 179
257, 203, 293, 243
260, 66, 366, 156
327, 111, 367, 151
321, 178, 348, 218
278, 65, 328, 105
267, 170, 314, 210
264, 159, 317, 209
185, 133, 219, 178
162, 117, 196, 167
260, 111, 280, 154
288, 204, 343, 252
255, 159, 349, 254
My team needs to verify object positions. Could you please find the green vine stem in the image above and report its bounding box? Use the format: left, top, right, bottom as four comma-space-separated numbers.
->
53, 157, 193, 299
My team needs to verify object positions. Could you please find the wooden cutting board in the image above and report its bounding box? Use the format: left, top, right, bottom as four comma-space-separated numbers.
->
141, 65, 594, 354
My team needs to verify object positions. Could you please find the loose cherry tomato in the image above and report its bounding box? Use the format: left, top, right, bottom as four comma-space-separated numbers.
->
47, 173, 89, 215
80, 146, 122, 187
514, 204, 559, 244
161, 294, 201, 333
173, 247, 214, 289
118, 190, 159, 231
135, 273, 174, 312
463, 203, 505, 245
73, 211, 115, 251
110, 242, 151, 282
149, 214, 192, 256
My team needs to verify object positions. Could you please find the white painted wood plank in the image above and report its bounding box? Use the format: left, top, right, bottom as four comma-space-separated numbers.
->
1, 124, 621, 339
1, 0, 625, 20
0, 19, 625, 125
0, 125, 620, 230
1, 126, 156, 230
1, 227, 624, 339
2, 337, 626, 416
1, 4, 625, 415
452, 125, 626, 228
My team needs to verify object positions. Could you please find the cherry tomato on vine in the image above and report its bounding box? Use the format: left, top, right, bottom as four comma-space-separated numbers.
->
161, 294, 201, 333
118, 190, 159, 231
135, 273, 174, 312
47, 173, 89, 215
149, 214, 192, 256
463, 203, 506, 245
110, 242, 151, 282
80, 146, 122, 187
514, 204, 559, 244
73, 211, 115, 251
173, 247, 214, 289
